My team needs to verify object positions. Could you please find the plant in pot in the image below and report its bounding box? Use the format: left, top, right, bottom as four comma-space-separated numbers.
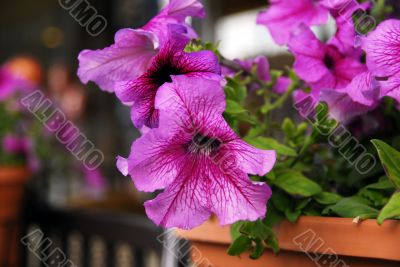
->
75, 0, 400, 266
0, 57, 43, 266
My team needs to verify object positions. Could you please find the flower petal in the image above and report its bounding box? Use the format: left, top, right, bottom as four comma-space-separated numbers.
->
121, 129, 187, 192
155, 74, 226, 129
288, 25, 327, 83
345, 71, 380, 106
144, 162, 211, 229
320, 89, 377, 122
363, 19, 400, 77
380, 75, 400, 103
257, 0, 329, 45
224, 139, 276, 176
165, 0, 205, 20
210, 174, 272, 225
77, 29, 157, 92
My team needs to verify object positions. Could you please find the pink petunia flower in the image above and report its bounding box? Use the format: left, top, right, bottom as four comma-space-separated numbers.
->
77, 0, 204, 92
363, 19, 400, 103
288, 25, 366, 93
0, 67, 32, 101
2, 135, 39, 171
257, 0, 329, 45
224, 56, 291, 94
117, 75, 276, 229
319, 72, 380, 122
327, 1, 371, 57
114, 28, 221, 128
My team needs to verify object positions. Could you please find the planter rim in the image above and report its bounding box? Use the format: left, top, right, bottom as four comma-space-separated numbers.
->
176, 216, 400, 262
0, 165, 31, 185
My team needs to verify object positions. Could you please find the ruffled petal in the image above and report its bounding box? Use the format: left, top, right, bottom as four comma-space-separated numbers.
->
224, 139, 276, 176
345, 71, 380, 106
155, 74, 226, 129
210, 173, 272, 225
144, 156, 272, 229
144, 161, 211, 229
320, 89, 377, 122
77, 29, 157, 92
288, 25, 327, 83
380, 75, 400, 103
257, 0, 329, 45
363, 19, 400, 77
165, 0, 205, 20
178, 50, 221, 76
131, 97, 160, 128
121, 130, 188, 192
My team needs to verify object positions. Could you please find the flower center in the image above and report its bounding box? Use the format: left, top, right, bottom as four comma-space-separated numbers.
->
323, 55, 335, 69
187, 133, 222, 155
149, 54, 183, 86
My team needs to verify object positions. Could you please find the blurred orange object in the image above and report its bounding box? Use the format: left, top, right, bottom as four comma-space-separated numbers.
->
5, 56, 43, 86
0, 166, 31, 267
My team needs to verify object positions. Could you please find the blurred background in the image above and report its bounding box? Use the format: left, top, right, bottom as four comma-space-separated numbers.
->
0, 0, 295, 266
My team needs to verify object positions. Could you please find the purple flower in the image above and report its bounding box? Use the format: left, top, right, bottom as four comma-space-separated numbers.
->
3, 135, 30, 154
143, 0, 205, 41
320, 72, 380, 122
2, 135, 39, 171
117, 75, 276, 229
257, 0, 329, 45
77, 0, 204, 92
236, 56, 271, 82
81, 165, 107, 197
225, 56, 291, 94
114, 29, 220, 128
288, 25, 366, 92
320, 89, 377, 123
0, 67, 31, 100
363, 19, 400, 103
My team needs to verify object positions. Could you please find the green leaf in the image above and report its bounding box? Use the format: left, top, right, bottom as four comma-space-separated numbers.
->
377, 192, 400, 224
225, 100, 247, 114
314, 192, 343, 205
264, 203, 284, 228
371, 139, 400, 189
230, 221, 246, 240
273, 170, 322, 197
322, 197, 379, 219
363, 177, 395, 191
225, 77, 247, 103
240, 221, 274, 240
250, 239, 265, 259
282, 118, 296, 139
266, 234, 279, 254
245, 137, 297, 156
227, 236, 252, 256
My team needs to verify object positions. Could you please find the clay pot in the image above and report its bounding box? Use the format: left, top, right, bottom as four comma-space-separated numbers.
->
0, 166, 30, 267
177, 216, 400, 267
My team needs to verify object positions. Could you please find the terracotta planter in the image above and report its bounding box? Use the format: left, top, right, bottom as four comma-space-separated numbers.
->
177, 216, 400, 267
0, 166, 31, 267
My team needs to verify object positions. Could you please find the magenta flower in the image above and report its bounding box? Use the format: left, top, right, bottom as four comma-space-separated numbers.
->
320, 72, 380, 122
117, 75, 276, 229
0, 67, 31, 100
236, 56, 271, 82
288, 25, 366, 92
2, 135, 39, 171
363, 19, 400, 103
224, 56, 291, 94
114, 30, 220, 128
257, 0, 329, 45
77, 0, 204, 92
